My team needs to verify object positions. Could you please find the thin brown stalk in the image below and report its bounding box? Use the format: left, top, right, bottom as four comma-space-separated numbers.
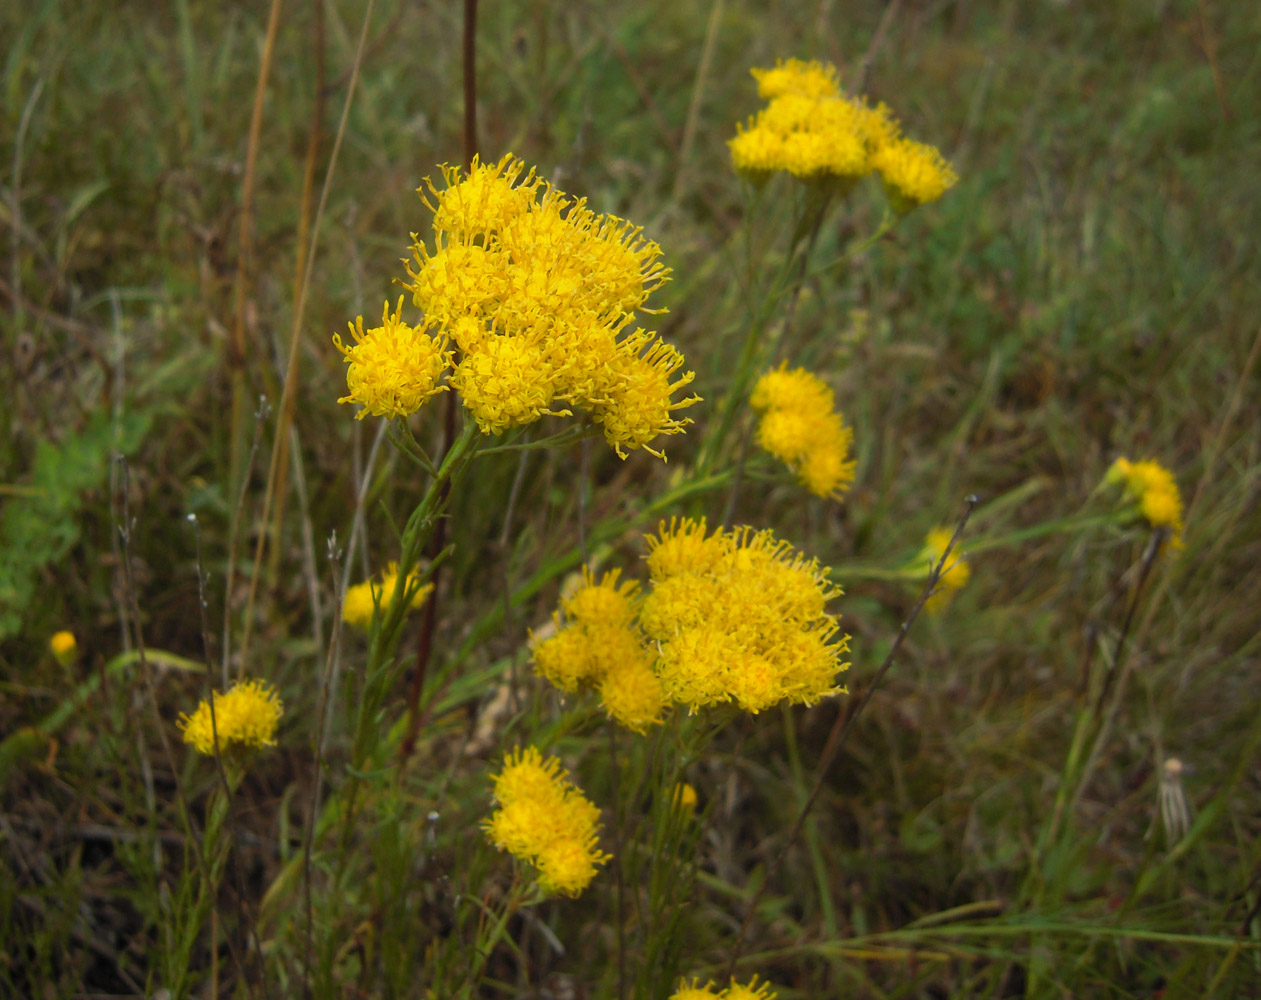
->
672, 0, 725, 204
724, 494, 979, 978
239, 0, 377, 669
223, 397, 270, 686
267, 0, 327, 591
856, 0, 902, 94
304, 535, 345, 999
229, 0, 285, 502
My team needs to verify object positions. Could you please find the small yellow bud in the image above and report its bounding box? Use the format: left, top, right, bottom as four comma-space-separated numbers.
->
50, 631, 77, 666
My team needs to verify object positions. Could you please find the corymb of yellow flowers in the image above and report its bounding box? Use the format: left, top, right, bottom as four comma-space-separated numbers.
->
728, 57, 957, 210
335, 154, 700, 460
484, 746, 609, 897
179, 679, 283, 756
532, 519, 849, 721
341, 562, 433, 631
750, 364, 856, 499
1106, 457, 1185, 549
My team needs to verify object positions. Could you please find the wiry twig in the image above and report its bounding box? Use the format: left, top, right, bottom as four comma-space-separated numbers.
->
224, 396, 270, 686
724, 494, 979, 978
304, 532, 346, 1000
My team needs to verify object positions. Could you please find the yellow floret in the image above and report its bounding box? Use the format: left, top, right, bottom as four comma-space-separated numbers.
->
871, 136, 958, 210
751, 58, 841, 100
669, 980, 720, 1000
484, 746, 609, 897
1106, 457, 1185, 548
562, 568, 640, 628
333, 298, 451, 420
599, 654, 667, 733
422, 153, 539, 241
589, 333, 700, 460
644, 517, 731, 581
451, 335, 568, 434
179, 679, 283, 756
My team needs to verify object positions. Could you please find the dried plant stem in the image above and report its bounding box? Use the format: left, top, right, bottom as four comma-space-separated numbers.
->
228, 0, 284, 501
304, 537, 345, 999
672, 0, 725, 203
266, 0, 327, 593
239, 0, 376, 669
724, 494, 979, 978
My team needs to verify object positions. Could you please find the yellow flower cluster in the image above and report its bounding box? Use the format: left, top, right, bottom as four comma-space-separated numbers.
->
921, 527, 971, 614
670, 977, 777, 1000
401, 154, 699, 458
729, 58, 957, 208
750, 364, 856, 498
531, 569, 667, 733
643, 520, 848, 713
483, 746, 610, 897
532, 521, 848, 719
341, 562, 434, 630
333, 298, 451, 420
179, 679, 283, 756
1106, 457, 1185, 548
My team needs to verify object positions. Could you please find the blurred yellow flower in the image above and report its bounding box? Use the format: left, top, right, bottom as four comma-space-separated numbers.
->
671, 782, 698, 816
179, 679, 283, 756
1106, 457, 1185, 548
750, 365, 855, 499
871, 136, 958, 210
49, 630, 77, 666
922, 527, 971, 614
598, 653, 667, 733
751, 58, 840, 100
333, 298, 451, 420
342, 562, 433, 631
484, 746, 609, 897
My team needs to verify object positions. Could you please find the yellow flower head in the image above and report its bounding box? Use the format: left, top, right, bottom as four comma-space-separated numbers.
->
644, 517, 731, 581
922, 527, 971, 614
49, 630, 77, 666
333, 298, 451, 420
421, 153, 540, 241
728, 122, 787, 179
599, 653, 667, 733
179, 679, 283, 756
484, 746, 609, 897
450, 335, 568, 435
645, 524, 848, 713
751, 58, 841, 100
1106, 457, 1185, 548
751, 365, 856, 499
589, 333, 700, 459
341, 562, 433, 630
871, 136, 958, 210
562, 567, 640, 629
403, 156, 692, 459
671, 782, 698, 816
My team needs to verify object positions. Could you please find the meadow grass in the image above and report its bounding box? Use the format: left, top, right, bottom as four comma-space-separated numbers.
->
2, 1, 1259, 996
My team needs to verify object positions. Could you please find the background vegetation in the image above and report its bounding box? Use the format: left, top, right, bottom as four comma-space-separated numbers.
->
2, 0, 1258, 996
